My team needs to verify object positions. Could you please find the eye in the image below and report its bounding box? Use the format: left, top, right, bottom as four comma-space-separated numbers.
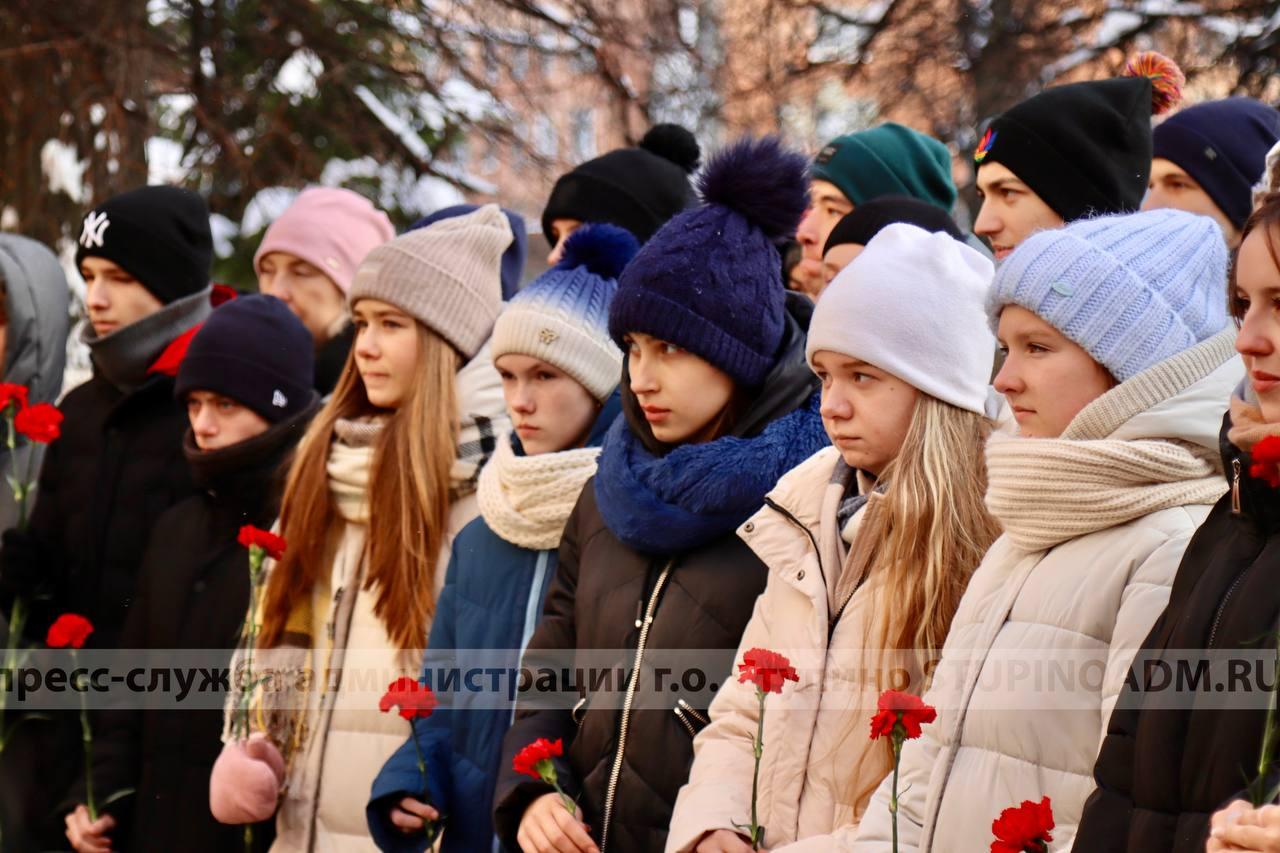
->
997, 345, 1010, 357
852, 372, 874, 383
661, 342, 683, 355
999, 188, 1017, 202
537, 371, 556, 381
353, 319, 368, 330
186, 398, 200, 413
1027, 343, 1049, 354
217, 399, 236, 412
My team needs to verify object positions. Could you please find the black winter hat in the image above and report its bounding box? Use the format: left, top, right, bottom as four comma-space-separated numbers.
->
824, 195, 966, 255
541, 124, 700, 244
75, 185, 213, 305
974, 52, 1185, 222
175, 294, 317, 424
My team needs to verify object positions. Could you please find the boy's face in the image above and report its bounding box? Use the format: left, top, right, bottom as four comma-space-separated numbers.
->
1143, 158, 1240, 247
795, 180, 854, 294
80, 257, 163, 337
974, 162, 1064, 262
186, 390, 270, 450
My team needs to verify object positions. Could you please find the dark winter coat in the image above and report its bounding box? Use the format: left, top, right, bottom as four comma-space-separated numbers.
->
1076, 413, 1280, 853
492, 296, 828, 853
314, 321, 354, 397
367, 394, 620, 853
65, 400, 317, 852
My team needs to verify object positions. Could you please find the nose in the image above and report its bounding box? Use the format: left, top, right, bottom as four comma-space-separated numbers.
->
795, 206, 819, 248
973, 199, 1000, 238
355, 325, 380, 360
85, 277, 109, 310
547, 235, 567, 266
1140, 187, 1164, 212
628, 354, 657, 396
1238, 310, 1275, 359
819, 386, 852, 421
511, 380, 536, 414
992, 354, 1022, 396
192, 406, 217, 436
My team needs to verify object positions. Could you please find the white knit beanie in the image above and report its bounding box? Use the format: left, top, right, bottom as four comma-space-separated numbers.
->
806, 223, 998, 416
348, 204, 512, 359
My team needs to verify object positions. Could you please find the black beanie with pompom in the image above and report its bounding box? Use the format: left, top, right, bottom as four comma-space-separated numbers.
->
541, 124, 700, 244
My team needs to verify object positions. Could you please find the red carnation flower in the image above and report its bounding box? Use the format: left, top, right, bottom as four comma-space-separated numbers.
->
737, 647, 799, 694
1250, 436, 1280, 488
869, 689, 937, 741
991, 796, 1054, 853
47, 613, 94, 650
378, 676, 438, 721
513, 737, 564, 781
15, 403, 62, 444
237, 525, 287, 560
0, 383, 29, 414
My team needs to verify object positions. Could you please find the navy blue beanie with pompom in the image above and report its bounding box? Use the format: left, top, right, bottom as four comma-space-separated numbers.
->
607, 136, 809, 387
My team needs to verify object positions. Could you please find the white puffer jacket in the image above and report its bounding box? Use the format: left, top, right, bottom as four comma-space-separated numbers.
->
851, 331, 1241, 852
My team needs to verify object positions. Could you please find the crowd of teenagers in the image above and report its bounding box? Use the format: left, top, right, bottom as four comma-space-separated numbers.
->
3, 50, 1280, 853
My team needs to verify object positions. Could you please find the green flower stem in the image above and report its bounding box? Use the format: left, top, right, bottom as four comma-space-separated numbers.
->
750, 689, 765, 849
237, 548, 265, 741
73, 650, 97, 821
1255, 629, 1280, 804
890, 732, 903, 853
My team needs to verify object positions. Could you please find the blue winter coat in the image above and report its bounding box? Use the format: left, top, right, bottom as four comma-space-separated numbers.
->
367, 393, 620, 853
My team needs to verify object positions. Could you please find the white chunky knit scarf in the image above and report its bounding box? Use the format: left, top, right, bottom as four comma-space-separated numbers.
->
477, 435, 601, 550
985, 329, 1234, 552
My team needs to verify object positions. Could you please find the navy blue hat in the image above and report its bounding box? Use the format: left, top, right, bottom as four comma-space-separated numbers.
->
410, 204, 528, 299
608, 136, 808, 387
1153, 97, 1280, 230
175, 294, 317, 423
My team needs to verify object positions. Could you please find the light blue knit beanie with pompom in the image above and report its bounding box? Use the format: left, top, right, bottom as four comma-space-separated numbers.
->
987, 207, 1230, 382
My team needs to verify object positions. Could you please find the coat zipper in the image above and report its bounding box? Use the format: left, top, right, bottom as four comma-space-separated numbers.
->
600, 559, 674, 853
677, 697, 709, 726
761, 496, 837, 639
1209, 570, 1248, 649
1232, 458, 1242, 515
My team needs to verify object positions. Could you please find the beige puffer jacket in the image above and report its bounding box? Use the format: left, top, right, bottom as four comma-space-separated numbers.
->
666, 445, 915, 852
851, 331, 1241, 852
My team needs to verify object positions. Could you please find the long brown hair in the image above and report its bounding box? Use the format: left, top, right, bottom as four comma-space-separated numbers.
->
259, 323, 460, 652
1230, 191, 1280, 325
845, 395, 1002, 810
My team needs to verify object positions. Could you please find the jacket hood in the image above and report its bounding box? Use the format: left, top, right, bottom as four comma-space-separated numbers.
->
0, 235, 69, 404
620, 291, 818, 455
1064, 327, 1241, 452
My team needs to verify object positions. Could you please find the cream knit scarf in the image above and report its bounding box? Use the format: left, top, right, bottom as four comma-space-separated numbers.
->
985, 330, 1234, 552
477, 435, 601, 550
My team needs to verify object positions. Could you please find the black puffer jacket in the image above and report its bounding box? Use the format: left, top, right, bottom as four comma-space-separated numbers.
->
494, 296, 824, 853
1076, 413, 1280, 852
66, 401, 317, 852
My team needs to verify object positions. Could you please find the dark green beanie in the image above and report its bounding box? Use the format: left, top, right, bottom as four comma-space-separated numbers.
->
810, 123, 957, 212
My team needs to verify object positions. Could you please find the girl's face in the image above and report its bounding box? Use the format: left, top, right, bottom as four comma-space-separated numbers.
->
1233, 225, 1280, 423
186, 390, 270, 451
352, 299, 421, 410
812, 350, 919, 477
994, 305, 1115, 438
624, 331, 735, 445
495, 353, 599, 454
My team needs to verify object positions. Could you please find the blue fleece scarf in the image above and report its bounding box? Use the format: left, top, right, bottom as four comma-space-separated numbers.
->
594, 392, 828, 555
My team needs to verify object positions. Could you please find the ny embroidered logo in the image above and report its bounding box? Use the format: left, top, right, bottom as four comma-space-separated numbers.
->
271, 390, 288, 408
79, 211, 110, 249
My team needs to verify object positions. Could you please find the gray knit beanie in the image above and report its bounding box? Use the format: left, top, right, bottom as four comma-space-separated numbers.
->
348, 204, 512, 359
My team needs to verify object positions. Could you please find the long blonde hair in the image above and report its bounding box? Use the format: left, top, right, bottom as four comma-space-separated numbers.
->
845, 394, 1002, 808
259, 323, 460, 652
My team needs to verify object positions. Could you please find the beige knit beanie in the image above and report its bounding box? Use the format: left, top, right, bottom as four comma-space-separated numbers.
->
348, 204, 512, 359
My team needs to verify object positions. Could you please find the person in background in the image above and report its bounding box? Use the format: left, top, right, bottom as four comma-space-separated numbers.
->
973, 52, 1183, 260
820, 195, 968, 287
254, 187, 395, 395
792, 123, 957, 297
63, 294, 318, 853
1143, 97, 1280, 247
541, 124, 700, 263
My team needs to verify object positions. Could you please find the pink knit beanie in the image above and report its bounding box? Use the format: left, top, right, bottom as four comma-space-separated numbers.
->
253, 187, 395, 294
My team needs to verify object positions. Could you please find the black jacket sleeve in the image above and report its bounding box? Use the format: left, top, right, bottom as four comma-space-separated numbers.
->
492, 493, 586, 848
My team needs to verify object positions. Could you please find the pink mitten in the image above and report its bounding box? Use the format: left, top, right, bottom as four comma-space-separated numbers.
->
209, 732, 285, 824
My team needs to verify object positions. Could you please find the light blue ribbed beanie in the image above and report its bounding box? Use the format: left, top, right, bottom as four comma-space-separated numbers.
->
490, 224, 639, 401
987, 208, 1229, 381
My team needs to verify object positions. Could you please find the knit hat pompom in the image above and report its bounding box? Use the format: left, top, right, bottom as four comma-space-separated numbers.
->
555, 223, 641, 280
697, 135, 809, 242
1122, 51, 1184, 116
492, 223, 635, 401
639, 124, 701, 174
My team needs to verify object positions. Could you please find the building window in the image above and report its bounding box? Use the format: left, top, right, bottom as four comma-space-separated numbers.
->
572, 108, 596, 161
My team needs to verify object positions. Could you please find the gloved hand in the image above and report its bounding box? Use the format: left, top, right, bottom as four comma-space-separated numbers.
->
209, 732, 285, 824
